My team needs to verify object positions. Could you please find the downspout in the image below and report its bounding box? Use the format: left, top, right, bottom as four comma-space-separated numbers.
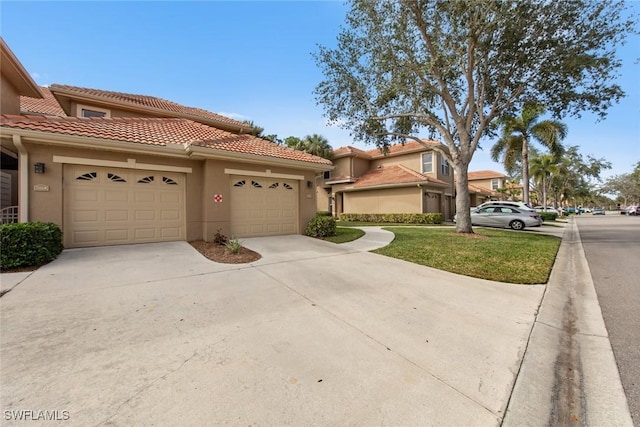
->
13, 135, 28, 222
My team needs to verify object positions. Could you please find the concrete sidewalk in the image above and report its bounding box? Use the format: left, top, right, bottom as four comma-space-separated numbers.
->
503, 219, 633, 426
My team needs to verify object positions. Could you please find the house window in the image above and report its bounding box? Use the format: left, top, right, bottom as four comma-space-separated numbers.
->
492, 179, 500, 190
323, 171, 331, 180
76, 104, 111, 118
422, 153, 433, 173
440, 157, 450, 176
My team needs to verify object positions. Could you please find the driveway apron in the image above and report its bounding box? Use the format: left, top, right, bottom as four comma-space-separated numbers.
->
1, 234, 544, 426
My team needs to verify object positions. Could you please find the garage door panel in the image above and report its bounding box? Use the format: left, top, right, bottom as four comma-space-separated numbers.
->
64, 165, 185, 248
73, 190, 100, 202
230, 175, 298, 237
105, 210, 129, 222
105, 229, 130, 242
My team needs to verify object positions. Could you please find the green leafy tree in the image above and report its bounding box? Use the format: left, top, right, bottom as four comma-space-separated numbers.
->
530, 154, 559, 209
284, 136, 305, 150
491, 103, 567, 205
302, 134, 334, 160
242, 120, 264, 137
314, 0, 634, 233
602, 162, 640, 205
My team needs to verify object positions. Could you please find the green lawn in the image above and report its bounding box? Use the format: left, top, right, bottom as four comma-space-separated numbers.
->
373, 227, 561, 284
323, 227, 366, 243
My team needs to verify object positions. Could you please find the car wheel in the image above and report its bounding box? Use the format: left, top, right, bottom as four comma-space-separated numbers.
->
510, 220, 525, 230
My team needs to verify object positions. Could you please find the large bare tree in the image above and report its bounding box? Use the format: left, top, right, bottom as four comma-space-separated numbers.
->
314, 0, 634, 232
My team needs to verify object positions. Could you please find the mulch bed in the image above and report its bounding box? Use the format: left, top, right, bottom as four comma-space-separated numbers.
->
189, 240, 262, 264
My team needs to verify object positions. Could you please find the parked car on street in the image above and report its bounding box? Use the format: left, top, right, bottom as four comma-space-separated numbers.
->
476, 201, 535, 211
534, 206, 559, 213
624, 206, 638, 216
592, 208, 605, 215
453, 206, 543, 230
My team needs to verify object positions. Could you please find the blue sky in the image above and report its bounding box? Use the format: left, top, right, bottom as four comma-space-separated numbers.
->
2, 1, 638, 179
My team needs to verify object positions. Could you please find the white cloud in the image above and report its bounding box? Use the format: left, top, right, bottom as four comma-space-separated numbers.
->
31, 72, 40, 79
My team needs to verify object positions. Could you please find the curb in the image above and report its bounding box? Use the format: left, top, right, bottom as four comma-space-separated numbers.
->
502, 219, 633, 426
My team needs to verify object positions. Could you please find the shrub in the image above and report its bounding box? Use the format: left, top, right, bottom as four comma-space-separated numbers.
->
540, 212, 558, 222
225, 237, 243, 254
305, 214, 337, 237
316, 211, 333, 217
338, 213, 444, 224
0, 222, 63, 269
213, 228, 229, 245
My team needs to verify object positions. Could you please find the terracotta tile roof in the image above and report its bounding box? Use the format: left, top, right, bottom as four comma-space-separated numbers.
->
333, 145, 372, 159
351, 165, 448, 188
0, 115, 332, 165
468, 183, 493, 194
20, 87, 67, 117
48, 84, 251, 131
365, 140, 444, 157
468, 170, 507, 180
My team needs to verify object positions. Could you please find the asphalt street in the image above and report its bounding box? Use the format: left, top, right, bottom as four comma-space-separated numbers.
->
576, 214, 640, 425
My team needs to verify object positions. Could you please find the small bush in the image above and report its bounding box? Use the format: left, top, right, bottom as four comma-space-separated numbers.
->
316, 211, 332, 217
213, 228, 229, 245
225, 237, 243, 254
0, 222, 63, 269
540, 212, 558, 222
338, 212, 443, 224
305, 214, 337, 237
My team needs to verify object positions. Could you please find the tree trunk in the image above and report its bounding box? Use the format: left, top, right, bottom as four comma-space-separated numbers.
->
522, 136, 530, 205
454, 162, 473, 233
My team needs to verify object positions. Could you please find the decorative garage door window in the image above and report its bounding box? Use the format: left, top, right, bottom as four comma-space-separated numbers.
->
233, 180, 246, 187
76, 172, 97, 181
251, 180, 262, 188
163, 177, 178, 185
269, 182, 279, 188
108, 173, 126, 182
137, 176, 154, 184
283, 183, 293, 190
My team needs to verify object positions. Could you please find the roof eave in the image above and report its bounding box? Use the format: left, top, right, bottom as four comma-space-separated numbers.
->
341, 180, 448, 192
188, 145, 333, 172
0, 39, 44, 99
49, 87, 250, 133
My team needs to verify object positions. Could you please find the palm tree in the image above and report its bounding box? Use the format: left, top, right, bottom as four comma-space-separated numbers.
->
302, 134, 334, 160
491, 103, 567, 205
529, 154, 559, 209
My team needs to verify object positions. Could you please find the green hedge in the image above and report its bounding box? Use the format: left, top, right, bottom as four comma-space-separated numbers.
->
339, 213, 444, 224
305, 214, 337, 237
0, 222, 63, 269
539, 212, 558, 222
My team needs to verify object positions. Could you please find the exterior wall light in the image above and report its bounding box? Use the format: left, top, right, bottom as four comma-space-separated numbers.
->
34, 162, 45, 174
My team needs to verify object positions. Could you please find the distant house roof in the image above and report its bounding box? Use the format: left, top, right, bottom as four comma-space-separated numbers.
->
47, 84, 252, 133
20, 87, 67, 117
0, 114, 332, 167
468, 183, 493, 195
346, 164, 449, 189
333, 145, 372, 159
467, 170, 507, 180
365, 140, 445, 158
333, 140, 446, 160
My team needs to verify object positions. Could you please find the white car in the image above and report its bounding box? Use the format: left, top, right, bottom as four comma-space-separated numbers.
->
534, 206, 559, 213
476, 201, 535, 211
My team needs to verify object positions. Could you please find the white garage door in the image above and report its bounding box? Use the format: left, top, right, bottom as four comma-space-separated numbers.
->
64, 165, 185, 248
230, 175, 298, 237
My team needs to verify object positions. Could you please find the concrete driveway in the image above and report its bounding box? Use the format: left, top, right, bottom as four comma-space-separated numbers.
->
1, 235, 544, 426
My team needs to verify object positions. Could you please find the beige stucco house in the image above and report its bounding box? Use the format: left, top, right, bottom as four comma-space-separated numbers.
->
317, 140, 455, 220
0, 38, 332, 248
463, 170, 510, 206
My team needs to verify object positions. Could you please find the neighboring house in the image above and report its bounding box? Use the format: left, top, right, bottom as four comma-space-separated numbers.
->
464, 170, 509, 206
0, 38, 332, 248
317, 140, 455, 220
